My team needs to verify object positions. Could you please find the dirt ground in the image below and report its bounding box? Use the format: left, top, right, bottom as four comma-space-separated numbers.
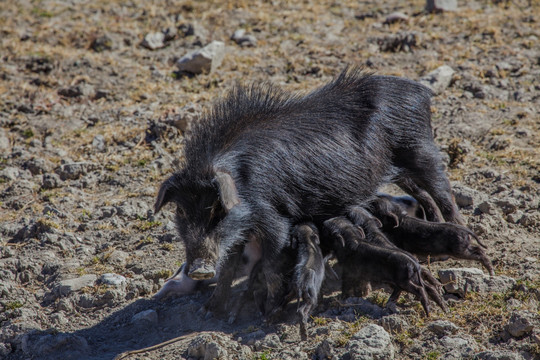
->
0, 0, 539, 359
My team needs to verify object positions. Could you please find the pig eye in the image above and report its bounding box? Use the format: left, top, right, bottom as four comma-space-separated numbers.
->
176, 206, 186, 217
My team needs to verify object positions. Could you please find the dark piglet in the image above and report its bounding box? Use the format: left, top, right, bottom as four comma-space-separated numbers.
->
289, 223, 326, 340
154, 68, 463, 312
372, 195, 494, 276
323, 216, 432, 316
347, 206, 448, 312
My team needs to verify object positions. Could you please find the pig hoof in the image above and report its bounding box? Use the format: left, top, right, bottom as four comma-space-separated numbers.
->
227, 314, 236, 325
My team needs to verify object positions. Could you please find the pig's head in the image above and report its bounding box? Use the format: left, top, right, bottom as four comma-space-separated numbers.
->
155, 168, 241, 280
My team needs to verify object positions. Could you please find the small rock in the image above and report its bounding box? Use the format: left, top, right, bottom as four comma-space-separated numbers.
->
54, 274, 97, 297
55, 162, 96, 180
384, 12, 409, 24
438, 268, 516, 296
507, 310, 538, 338
453, 186, 476, 207
58, 85, 83, 98
438, 335, 478, 358
519, 213, 539, 227
89, 35, 113, 52
419, 65, 455, 95
426, 0, 457, 12
315, 339, 338, 360
347, 324, 394, 360
141, 32, 165, 50
0, 167, 19, 182
0, 129, 10, 151
187, 334, 228, 360
176, 40, 225, 74
380, 314, 409, 334
477, 201, 497, 215
131, 309, 158, 325
42, 173, 62, 189
262, 334, 281, 349
428, 320, 459, 336
99, 273, 126, 287
106, 250, 129, 267
25, 158, 52, 175
474, 350, 525, 360
21, 333, 89, 357
92, 135, 106, 152
231, 29, 257, 47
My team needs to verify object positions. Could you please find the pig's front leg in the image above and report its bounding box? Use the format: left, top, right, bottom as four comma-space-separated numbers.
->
153, 263, 199, 301
200, 244, 245, 318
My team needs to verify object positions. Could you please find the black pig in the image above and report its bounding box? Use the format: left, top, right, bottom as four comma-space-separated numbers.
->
154, 68, 463, 311
371, 195, 495, 275
323, 216, 432, 316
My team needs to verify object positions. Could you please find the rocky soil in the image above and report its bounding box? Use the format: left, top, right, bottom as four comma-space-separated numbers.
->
1, 0, 539, 359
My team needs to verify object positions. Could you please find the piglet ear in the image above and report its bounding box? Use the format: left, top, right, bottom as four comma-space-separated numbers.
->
311, 233, 320, 245
214, 170, 241, 212
155, 175, 180, 213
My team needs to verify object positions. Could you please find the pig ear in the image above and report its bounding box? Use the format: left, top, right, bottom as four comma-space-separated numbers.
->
373, 217, 383, 228
416, 205, 427, 220
311, 233, 320, 245
337, 234, 345, 248
213, 170, 241, 212
355, 226, 366, 239
155, 175, 179, 213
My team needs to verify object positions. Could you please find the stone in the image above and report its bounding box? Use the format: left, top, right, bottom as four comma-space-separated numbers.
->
99, 273, 126, 287
315, 339, 338, 360
92, 134, 106, 152
141, 32, 165, 50
453, 186, 475, 207
24, 158, 50, 175
0, 167, 19, 182
106, 250, 129, 266
231, 29, 257, 47
347, 324, 394, 360
131, 309, 158, 325
438, 268, 516, 296
42, 173, 62, 189
478, 201, 497, 215
380, 314, 409, 334
54, 274, 97, 297
474, 350, 525, 360
55, 162, 97, 180
0, 129, 10, 151
427, 320, 459, 336
176, 41, 225, 74
507, 310, 538, 338
419, 65, 455, 95
58, 85, 83, 98
426, 0, 458, 12
21, 333, 89, 357
438, 335, 478, 359
187, 334, 228, 360
262, 334, 281, 349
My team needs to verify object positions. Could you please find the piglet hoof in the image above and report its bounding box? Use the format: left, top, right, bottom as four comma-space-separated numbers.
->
227, 314, 237, 325
299, 324, 308, 341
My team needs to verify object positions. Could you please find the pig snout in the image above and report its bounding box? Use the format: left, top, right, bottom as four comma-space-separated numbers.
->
188, 258, 216, 280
